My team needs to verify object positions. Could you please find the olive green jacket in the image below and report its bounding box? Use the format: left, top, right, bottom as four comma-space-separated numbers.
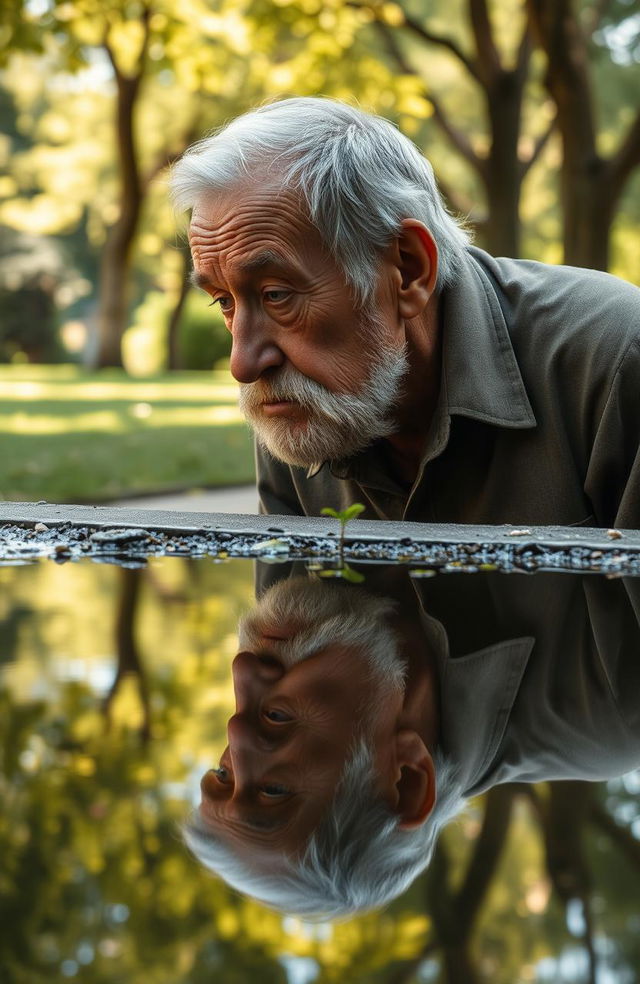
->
257, 246, 640, 529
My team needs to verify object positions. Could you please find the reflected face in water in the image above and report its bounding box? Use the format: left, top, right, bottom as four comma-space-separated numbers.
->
199, 578, 406, 855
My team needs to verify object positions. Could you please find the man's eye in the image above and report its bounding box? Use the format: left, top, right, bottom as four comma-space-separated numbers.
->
263, 289, 290, 303
260, 784, 291, 797
263, 709, 293, 723
209, 296, 232, 311
213, 766, 230, 782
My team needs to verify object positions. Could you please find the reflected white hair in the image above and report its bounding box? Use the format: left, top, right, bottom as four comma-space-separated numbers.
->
170, 96, 471, 305
238, 576, 407, 691
183, 740, 465, 921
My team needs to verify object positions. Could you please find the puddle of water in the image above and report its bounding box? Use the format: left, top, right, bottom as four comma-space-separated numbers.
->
1, 557, 639, 983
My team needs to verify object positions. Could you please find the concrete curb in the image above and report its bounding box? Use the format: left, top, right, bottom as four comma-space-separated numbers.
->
1, 501, 640, 574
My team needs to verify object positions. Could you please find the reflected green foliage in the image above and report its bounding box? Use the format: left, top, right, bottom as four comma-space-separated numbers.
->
1, 560, 640, 983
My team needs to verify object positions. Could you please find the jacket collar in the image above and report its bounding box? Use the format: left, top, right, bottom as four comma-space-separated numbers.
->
442, 246, 536, 429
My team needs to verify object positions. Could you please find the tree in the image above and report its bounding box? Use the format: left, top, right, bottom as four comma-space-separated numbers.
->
359, 0, 554, 257
528, 0, 640, 269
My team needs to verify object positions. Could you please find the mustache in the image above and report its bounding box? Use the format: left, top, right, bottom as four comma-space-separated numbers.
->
239, 366, 331, 412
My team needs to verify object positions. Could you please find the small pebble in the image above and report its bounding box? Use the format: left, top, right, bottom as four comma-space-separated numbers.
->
34, 523, 49, 532
507, 528, 532, 536
606, 529, 622, 539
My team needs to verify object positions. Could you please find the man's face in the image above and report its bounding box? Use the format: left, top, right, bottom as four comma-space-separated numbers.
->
189, 182, 408, 467
198, 579, 406, 856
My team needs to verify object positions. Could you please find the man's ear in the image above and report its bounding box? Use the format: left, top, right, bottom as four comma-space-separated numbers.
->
394, 220, 439, 321
388, 728, 436, 829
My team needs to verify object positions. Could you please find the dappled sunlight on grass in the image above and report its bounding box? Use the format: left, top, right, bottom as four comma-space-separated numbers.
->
0, 366, 255, 501
2, 411, 127, 434
2, 405, 245, 435
0, 365, 241, 404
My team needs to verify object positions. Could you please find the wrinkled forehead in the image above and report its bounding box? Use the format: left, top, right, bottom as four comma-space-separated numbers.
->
189, 173, 304, 228
196, 795, 327, 858
188, 181, 329, 276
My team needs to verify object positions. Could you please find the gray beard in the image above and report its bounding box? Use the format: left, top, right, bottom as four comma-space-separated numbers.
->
238, 323, 409, 468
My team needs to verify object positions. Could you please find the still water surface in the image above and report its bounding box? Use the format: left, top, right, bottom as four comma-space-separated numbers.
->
1, 558, 639, 984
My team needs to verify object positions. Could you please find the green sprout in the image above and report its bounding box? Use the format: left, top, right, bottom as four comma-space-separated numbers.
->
320, 502, 366, 581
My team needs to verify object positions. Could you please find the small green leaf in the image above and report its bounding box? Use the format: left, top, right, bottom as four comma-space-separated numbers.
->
341, 564, 366, 583
321, 507, 340, 519
343, 503, 365, 521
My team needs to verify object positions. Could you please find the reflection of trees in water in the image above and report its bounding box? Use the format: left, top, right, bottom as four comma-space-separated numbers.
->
103, 561, 207, 743
386, 780, 640, 984
103, 568, 150, 742
1, 561, 639, 982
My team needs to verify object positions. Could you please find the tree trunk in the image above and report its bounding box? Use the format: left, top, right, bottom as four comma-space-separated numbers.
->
483, 69, 527, 257
560, 156, 615, 270
421, 785, 515, 984
166, 244, 192, 371
103, 568, 151, 741
95, 69, 144, 368
395, 1, 535, 260
527, 0, 636, 271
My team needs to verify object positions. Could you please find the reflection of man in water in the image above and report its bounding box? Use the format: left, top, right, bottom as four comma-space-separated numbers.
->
184, 577, 462, 919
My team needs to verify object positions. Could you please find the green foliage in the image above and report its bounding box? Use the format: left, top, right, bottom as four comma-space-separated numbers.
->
0, 227, 73, 363
177, 291, 231, 371
0, 283, 59, 363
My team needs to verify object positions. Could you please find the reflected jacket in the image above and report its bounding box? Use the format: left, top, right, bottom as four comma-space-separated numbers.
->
256, 246, 640, 529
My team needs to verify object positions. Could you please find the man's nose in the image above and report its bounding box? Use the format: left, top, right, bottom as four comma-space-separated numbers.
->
229, 309, 284, 383
226, 713, 275, 759
232, 651, 284, 710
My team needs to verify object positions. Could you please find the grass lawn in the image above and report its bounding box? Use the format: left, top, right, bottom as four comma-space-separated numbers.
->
0, 365, 256, 503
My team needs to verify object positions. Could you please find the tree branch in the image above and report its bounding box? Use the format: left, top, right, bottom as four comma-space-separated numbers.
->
515, 17, 533, 77
455, 785, 515, 937
102, 30, 121, 81
590, 801, 640, 868
372, 20, 486, 178
136, 3, 152, 77
585, 0, 614, 35
435, 171, 486, 226
520, 112, 557, 177
399, 9, 480, 82
429, 92, 488, 178
469, 0, 502, 84
385, 940, 439, 984
609, 107, 640, 199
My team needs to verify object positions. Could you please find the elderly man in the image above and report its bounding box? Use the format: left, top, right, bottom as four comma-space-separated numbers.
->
171, 97, 640, 528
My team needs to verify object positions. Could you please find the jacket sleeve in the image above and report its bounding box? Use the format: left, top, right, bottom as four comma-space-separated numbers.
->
585, 338, 640, 530
255, 442, 305, 516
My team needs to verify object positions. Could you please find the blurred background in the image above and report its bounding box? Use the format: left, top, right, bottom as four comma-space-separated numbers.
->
1, 0, 639, 504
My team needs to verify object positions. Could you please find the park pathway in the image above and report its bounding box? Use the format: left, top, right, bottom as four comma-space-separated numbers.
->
114, 484, 258, 514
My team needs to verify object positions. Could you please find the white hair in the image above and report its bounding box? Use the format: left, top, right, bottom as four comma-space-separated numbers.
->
170, 96, 471, 305
238, 576, 407, 691
183, 740, 465, 920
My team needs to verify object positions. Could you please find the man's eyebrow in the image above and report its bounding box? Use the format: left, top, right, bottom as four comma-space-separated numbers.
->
190, 251, 293, 292
190, 270, 215, 290
241, 814, 289, 831
236, 249, 290, 274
